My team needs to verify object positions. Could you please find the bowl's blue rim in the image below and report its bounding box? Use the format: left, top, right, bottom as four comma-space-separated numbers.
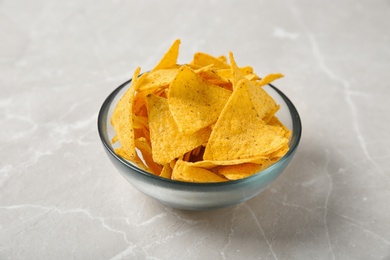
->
97, 78, 302, 188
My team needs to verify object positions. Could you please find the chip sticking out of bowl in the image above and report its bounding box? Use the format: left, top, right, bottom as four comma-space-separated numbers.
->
110, 39, 291, 182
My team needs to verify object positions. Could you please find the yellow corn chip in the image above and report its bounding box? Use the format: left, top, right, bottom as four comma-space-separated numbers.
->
268, 116, 291, 139
111, 135, 119, 144
203, 78, 289, 161
110, 40, 292, 183
172, 160, 228, 183
114, 147, 149, 171
255, 73, 284, 87
138, 68, 179, 94
248, 81, 279, 120
153, 39, 181, 71
146, 94, 211, 165
178, 156, 269, 170
134, 137, 162, 175
168, 66, 231, 134
160, 163, 173, 179
229, 52, 245, 88
217, 55, 228, 63
195, 66, 231, 86
216, 66, 255, 81
230, 52, 282, 122
218, 163, 265, 180
191, 52, 230, 69
110, 67, 142, 159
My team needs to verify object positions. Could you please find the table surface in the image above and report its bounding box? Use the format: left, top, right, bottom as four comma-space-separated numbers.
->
1, 0, 389, 259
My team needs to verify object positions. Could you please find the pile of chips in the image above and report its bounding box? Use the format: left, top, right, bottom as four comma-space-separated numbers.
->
111, 39, 291, 183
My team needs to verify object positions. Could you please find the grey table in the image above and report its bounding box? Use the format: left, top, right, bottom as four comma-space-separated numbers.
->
1, 0, 389, 259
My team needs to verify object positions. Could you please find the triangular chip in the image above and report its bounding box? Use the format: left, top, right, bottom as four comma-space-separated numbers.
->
248, 81, 279, 120
138, 68, 179, 94
229, 52, 244, 88
255, 73, 284, 87
229, 52, 281, 121
195, 66, 231, 86
114, 147, 149, 171
134, 137, 163, 175
110, 67, 142, 159
168, 66, 232, 134
191, 52, 230, 69
179, 156, 269, 170
146, 94, 211, 165
159, 163, 173, 179
203, 78, 288, 161
153, 39, 181, 71
217, 55, 228, 63
216, 65, 255, 82
172, 160, 228, 183
268, 116, 292, 139
217, 163, 265, 180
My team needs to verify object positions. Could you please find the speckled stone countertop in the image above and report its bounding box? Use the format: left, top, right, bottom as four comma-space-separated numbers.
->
1, 0, 389, 259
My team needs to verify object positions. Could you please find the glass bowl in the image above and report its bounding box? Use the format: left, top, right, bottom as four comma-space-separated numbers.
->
97, 78, 302, 210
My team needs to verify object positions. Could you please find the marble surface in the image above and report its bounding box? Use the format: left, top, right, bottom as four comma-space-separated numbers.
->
1, 0, 389, 259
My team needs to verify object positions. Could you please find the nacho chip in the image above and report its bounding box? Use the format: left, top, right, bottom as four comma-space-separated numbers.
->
110, 39, 291, 183
203, 78, 288, 161
191, 52, 230, 69
110, 67, 142, 159
218, 163, 265, 180
160, 163, 173, 179
134, 137, 162, 175
172, 160, 228, 183
217, 55, 228, 63
195, 66, 231, 86
248, 82, 279, 120
168, 66, 231, 134
268, 115, 290, 136
133, 91, 148, 117
177, 156, 269, 170
153, 39, 181, 71
138, 68, 179, 94
111, 135, 119, 144
254, 73, 284, 87
229, 52, 244, 88
146, 94, 211, 165
114, 147, 149, 171
216, 66, 255, 82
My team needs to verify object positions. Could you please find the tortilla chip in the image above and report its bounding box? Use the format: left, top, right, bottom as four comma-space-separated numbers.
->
110, 40, 292, 182
111, 135, 119, 144
138, 68, 179, 94
203, 78, 289, 161
248, 81, 279, 120
168, 66, 231, 134
114, 147, 149, 171
218, 163, 265, 180
153, 39, 181, 71
134, 137, 162, 175
172, 160, 228, 183
146, 94, 211, 165
191, 52, 230, 69
216, 66, 255, 81
110, 67, 142, 159
254, 73, 284, 87
217, 55, 228, 63
179, 156, 269, 170
195, 66, 231, 86
228, 52, 245, 88
268, 116, 292, 140
159, 163, 173, 179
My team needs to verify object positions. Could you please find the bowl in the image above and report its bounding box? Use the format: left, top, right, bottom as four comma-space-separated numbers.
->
97, 78, 302, 210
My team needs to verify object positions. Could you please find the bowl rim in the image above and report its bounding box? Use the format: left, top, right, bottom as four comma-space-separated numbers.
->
97, 78, 302, 187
